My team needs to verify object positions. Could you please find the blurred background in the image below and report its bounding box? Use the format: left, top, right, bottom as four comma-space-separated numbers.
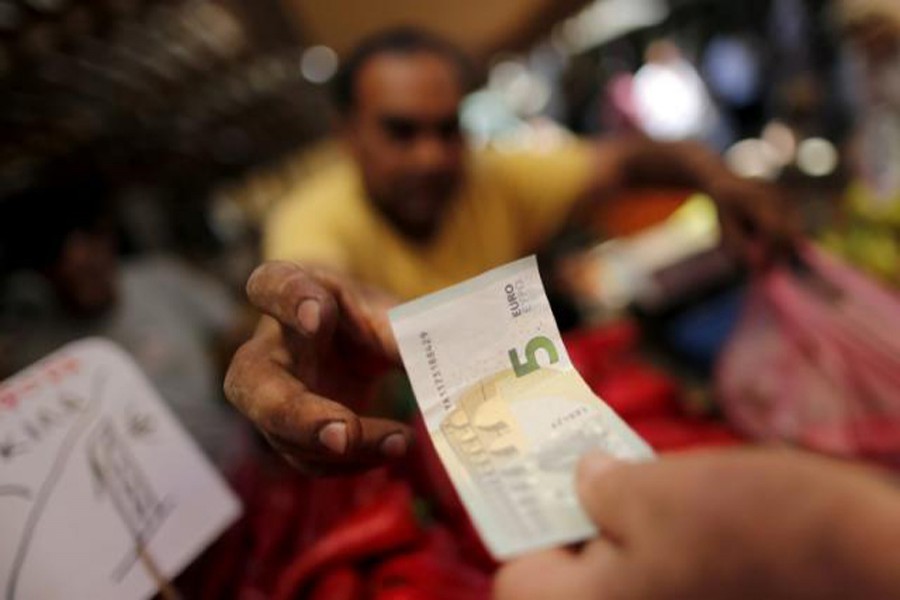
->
3, 1, 900, 596
0, 0, 879, 288
3, 0, 899, 442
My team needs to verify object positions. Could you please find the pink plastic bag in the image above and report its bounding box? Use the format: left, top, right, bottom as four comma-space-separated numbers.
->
716, 243, 900, 463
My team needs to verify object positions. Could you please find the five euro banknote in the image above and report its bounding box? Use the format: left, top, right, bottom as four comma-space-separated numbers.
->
389, 256, 654, 559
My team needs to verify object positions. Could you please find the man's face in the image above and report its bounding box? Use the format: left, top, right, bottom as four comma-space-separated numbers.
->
345, 51, 466, 242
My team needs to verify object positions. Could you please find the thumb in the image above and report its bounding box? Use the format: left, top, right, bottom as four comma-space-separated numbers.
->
576, 451, 637, 543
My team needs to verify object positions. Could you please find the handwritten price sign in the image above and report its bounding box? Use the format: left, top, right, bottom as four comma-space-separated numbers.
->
0, 339, 241, 600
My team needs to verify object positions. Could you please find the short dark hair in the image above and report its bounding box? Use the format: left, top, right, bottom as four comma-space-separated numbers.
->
332, 26, 474, 114
0, 166, 111, 273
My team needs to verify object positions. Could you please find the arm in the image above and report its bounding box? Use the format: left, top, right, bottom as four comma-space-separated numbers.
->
495, 449, 900, 600
596, 137, 732, 191
589, 137, 796, 266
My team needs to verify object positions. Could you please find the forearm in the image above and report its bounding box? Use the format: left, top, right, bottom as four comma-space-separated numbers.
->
601, 136, 737, 194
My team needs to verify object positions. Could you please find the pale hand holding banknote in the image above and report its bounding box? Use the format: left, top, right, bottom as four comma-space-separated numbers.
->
390, 257, 654, 559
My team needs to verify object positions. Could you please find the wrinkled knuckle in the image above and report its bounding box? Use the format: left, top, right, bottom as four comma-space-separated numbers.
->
276, 275, 304, 307
281, 269, 323, 305
224, 339, 277, 416
255, 383, 305, 436
259, 400, 290, 433
245, 381, 278, 425
222, 343, 253, 406
222, 366, 238, 405
245, 263, 270, 300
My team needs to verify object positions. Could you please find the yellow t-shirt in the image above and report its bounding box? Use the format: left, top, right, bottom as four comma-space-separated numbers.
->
264, 143, 595, 300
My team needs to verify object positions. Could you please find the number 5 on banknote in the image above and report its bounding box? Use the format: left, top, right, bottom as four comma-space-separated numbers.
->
509, 336, 559, 377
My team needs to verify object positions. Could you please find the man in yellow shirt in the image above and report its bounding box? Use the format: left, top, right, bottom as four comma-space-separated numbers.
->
262, 29, 781, 302
225, 28, 900, 599
265, 141, 599, 301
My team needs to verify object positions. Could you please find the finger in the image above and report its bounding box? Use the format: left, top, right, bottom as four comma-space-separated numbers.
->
367, 304, 399, 360
268, 416, 414, 464
575, 451, 640, 544
247, 262, 398, 362
246, 261, 338, 339
357, 416, 414, 459
494, 549, 598, 600
311, 267, 400, 361
225, 338, 363, 454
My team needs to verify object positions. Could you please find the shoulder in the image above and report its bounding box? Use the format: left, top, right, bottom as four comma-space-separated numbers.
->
270, 157, 363, 223
468, 140, 596, 182
262, 156, 373, 263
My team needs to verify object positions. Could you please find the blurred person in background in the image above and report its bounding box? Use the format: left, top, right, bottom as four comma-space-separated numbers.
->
826, 0, 900, 283
0, 170, 248, 470
226, 26, 791, 474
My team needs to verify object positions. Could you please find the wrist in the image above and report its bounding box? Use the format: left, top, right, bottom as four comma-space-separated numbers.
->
667, 140, 738, 197
691, 149, 739, 197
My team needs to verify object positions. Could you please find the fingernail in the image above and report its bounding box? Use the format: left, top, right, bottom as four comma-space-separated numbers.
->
318, 421, 348, 455
578, 450, 620, 483
380, 433, 407, 458
297, 299, 321, 335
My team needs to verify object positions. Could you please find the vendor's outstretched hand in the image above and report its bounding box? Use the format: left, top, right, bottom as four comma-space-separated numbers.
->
495, 449, 900, 600
224, 261, 412, 474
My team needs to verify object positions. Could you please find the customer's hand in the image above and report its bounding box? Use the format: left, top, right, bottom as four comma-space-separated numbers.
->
224, 261, 412, 474
495, 449, 900, 600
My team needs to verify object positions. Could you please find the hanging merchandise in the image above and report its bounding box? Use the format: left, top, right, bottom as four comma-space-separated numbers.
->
717, 243, 900, 465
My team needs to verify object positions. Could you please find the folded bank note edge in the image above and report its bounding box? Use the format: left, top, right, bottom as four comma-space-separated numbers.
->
388, 255, 538, 321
